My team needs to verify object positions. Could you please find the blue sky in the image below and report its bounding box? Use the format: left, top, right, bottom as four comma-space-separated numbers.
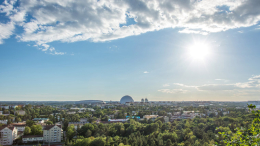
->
0, 0, 260, 101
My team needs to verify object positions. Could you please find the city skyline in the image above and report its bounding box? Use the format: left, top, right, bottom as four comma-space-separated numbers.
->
1, 0, 260, 101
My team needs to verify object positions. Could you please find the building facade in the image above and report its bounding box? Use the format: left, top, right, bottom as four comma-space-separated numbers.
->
43, 125, 63, 143
22, 135, 43, 143
15, 110, 26, 116
0, 126, 18, 145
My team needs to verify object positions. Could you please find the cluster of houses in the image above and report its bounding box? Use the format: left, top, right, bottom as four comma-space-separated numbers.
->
0, 121, 63, 145
0, 104, 63, 146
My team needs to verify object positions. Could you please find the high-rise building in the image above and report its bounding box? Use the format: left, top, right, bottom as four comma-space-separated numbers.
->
141, 98, 144, 102
145, 98, 148, 103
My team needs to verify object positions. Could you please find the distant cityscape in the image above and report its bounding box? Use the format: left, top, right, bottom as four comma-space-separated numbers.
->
1, 95, 260, 145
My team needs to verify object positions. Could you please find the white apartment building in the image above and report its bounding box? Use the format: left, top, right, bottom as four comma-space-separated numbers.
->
11, 123, 26, 132
43, 125, 63, 143
0, 126, 18, 145
22, 135, 43, 143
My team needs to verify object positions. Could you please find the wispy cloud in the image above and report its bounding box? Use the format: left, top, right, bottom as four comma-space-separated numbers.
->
158, 89, 188, 94
163, 84, 170, 87
143, 71, 149, 74
215, 79, 229, 82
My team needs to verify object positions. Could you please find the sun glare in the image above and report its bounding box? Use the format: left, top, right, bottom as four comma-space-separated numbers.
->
188, 42, 210, 61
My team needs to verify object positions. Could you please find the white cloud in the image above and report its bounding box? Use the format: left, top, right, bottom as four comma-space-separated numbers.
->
215, 79, 229, 82
0, 22, 14, 44
158, 89, 188, 94
187, 75, 260, 91
143, 71, 149, 73
163, 84, 170, 87
0, 0, 260, 48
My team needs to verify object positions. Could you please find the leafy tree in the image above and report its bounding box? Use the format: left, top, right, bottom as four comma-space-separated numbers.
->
46, 121, 53, 125
67, 124, 76, 140
219, 104, 260, 145
24, 126, 31, 135
26, 120, 35, 127
31, 125, 43, 135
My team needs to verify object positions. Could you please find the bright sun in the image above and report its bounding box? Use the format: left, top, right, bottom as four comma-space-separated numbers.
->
188, 42, 210, 60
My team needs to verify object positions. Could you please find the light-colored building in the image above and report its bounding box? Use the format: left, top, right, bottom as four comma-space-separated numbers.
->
22, 135, 43, 143
68, 118, 88, 130
108, 119, 129, 122
0, 111, 3, 115
15, 110, 26, 116
0, 105, 9, 109
33, 118, 49, 123
43, 125, 63, 143
0, 120, 8, 125
67, 111, 76, 114
0, 126, 18, 145
11, 123, 26, 132
163, 116, 169, 123
143, 115, 158, 120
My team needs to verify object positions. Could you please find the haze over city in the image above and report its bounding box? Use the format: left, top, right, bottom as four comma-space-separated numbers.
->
1, 0, 260, 101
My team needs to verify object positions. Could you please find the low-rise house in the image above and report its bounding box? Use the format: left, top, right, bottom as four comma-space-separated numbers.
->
11, 123, 26, 131
108, 119, 129, 123
143, 115, 158, 120
33, 118, 49, 122
22, 135, 43, 143
15, 110, 26, 116
43, 125, 63, 143
67, 111, 76, 114
0, 126, 18, 145
68, 119, 88, 130
158, 116, 169, 123
0, 120, 8, 125
0, 105, 9, 109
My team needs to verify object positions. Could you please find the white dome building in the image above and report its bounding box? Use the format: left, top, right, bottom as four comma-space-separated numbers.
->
120, 95, 134, 104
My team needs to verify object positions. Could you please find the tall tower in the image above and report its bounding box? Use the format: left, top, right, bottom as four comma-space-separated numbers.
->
145, 98, 148, 103
141, 98, 144, 102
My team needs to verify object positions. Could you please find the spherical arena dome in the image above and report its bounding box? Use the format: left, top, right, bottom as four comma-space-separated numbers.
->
120, 95, 134, 104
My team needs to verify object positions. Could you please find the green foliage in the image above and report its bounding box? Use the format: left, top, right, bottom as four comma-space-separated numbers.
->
24, 126, 31, 135
31, 125, 43, 135
217, 104, 260, 145
46, 121, 53, 125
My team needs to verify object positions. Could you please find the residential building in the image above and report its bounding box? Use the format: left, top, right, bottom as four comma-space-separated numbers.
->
11, 123, 26, 132
108, 119, 129, 122
0, 105, 9, 109
43, 125, 63, 143
0, 120, 7, 125
0, 126, 18, 145
0, 111, 2, 115
15, 110, 26, 116
143, 115, 158, 120
33, 118, 49, 123
67, 111, 76, 114
22, 135, 43, 143
68, 119, 88, 130
163, 116, 169, 123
